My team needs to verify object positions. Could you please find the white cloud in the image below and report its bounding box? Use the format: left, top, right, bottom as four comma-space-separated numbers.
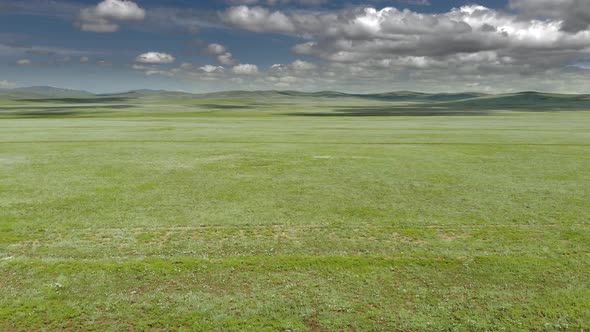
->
133, 61, 229, 80
135, 52, 175, 64
94, 0, 145, 20
269, 60, 316, 74
217, 52, 237, 66
232, 63, 259, 75
145, 70, 175, 77
265, 60, 321, 88
200, 65, 225, 73
206, 43, 227, 55
80, 56, 90, 63
206, 43, 238, 65
291, 59, 316, 71
16, 59, 31, 65
0, 80, 17, 88
77, 0, 145, 33
221, 6, 295, 33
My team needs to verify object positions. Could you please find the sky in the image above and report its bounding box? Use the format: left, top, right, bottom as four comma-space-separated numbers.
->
1, 0, 590, 93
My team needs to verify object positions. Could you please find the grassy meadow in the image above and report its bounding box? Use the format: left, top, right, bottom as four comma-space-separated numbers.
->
0, 91, 589, 331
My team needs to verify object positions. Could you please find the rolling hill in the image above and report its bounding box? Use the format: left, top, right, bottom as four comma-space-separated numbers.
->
2, 86, 590, 110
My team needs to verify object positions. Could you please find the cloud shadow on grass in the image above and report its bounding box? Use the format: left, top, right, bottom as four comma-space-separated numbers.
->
0, 105, 134, 118
196, 104, 256, 110
17, 97, 133, 103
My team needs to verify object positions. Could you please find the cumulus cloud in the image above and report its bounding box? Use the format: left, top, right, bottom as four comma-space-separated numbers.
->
206, 43, 238, 66
183, 63, 227, 79
290, 59, 316, 71
217, 52, 237, 66
132, 61, 229, 81
206, 43, 227, 55
232, 63, 259, 75
200, 65, 225, 73
93, 0, 145, 20
135, 52, 175, 64
77, 0, 146, 33
270, 59, 316, 73
263, 60, 321, 88
221, 6, 295, 33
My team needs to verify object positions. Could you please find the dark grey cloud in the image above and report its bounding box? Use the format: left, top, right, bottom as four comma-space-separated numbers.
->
510, 0, 590, 32
221, 5, 590, 72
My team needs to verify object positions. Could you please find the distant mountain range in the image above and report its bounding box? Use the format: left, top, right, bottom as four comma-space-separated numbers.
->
2, 86, 590, 109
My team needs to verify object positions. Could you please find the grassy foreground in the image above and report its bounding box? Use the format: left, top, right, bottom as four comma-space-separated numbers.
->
0, 94, 589, 331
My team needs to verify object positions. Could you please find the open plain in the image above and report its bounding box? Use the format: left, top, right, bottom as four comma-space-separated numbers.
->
1, 91, 589, 330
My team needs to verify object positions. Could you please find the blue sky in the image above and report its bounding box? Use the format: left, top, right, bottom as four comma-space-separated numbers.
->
1, 0, 589, 93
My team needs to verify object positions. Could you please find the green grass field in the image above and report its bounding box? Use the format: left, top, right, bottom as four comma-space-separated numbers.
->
1, 92, 589, 331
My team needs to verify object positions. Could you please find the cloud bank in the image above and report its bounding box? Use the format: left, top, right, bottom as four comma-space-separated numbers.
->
212, 4, 590, 92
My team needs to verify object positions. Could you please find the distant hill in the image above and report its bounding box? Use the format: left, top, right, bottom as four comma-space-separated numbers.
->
195, 90, 328, 100
351, 91, 488, 102
193, 90, 486, 102
441, 92, 590, 109
11, 86, 94, 98
2, 87, 590, 110
98, 89, 196, 98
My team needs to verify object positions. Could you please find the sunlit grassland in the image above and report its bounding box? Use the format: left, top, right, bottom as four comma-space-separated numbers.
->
0, 96, 589, 331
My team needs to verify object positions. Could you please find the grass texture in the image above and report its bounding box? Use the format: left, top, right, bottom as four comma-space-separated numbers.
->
0, 94, 589, 331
